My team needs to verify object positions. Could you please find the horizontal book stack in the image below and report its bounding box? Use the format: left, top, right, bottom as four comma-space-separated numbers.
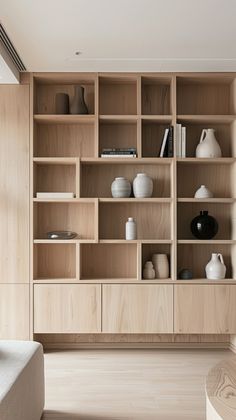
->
101, 148, 137, 158
159, 126, 174, 157
176, 124, 186, 157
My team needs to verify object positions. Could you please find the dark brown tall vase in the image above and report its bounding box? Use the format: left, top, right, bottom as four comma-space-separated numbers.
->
70, 86, 88, 114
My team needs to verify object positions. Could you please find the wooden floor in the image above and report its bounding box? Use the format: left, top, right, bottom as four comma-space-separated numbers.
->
42, 349, 234, 420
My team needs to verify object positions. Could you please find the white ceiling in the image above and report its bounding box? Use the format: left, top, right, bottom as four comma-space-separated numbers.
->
1, 0, 236, 73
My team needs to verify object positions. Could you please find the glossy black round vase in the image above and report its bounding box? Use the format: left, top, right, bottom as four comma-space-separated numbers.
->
191, 210, 218, 239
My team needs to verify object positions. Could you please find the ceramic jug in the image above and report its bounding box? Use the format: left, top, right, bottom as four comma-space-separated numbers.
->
196, 129, 222, 158
205, 253, 226, 280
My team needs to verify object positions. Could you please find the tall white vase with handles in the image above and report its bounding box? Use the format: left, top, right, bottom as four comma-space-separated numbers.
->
205, 253, 226, 279
196, 129, 222, 158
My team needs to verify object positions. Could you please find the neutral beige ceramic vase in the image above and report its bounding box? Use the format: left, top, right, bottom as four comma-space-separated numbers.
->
196, 129, 222, 158
152, 254, 169, 279
143, 261, 155, 280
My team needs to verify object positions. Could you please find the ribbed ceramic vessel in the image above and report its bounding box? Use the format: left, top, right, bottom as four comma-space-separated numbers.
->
111, 177, 131, 198
133, 173, 153, 198
194, 185, 213, 199
143, 261, 155, 280
205, 253, 226, 279
152, 254, 169, 279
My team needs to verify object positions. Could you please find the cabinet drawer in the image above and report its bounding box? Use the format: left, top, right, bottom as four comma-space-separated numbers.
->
102, 284, 173, 333
174, 285, 236, 334
34, 284, 101, 333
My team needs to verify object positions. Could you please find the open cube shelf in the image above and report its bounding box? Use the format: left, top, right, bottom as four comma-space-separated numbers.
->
34, 163, 76, 197
141, 76, 172, 115
34, 243, 76, 280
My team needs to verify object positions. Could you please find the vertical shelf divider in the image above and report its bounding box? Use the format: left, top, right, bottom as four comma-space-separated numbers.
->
76, 242, 81, 281
95, 198, 99, 243
76, 158, 81, 198
171, 75, 177, 281
137, 241, 142, 281
94, 74, 99, 158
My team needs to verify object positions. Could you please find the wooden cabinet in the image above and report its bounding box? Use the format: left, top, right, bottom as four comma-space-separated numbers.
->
0, 284, 29, 339
174, 285, 236, 334
102, 284, 173, 333
34, 284, 101, 333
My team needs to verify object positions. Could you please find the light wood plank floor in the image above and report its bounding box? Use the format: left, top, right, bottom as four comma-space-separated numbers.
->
42, 349, 234, 420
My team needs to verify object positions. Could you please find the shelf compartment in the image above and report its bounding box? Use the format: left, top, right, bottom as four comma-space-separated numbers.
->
80, 243, 137, 280
34, 121, 95, 158
177, 161, 236, 198
178, 202, 236, 240
81, 161, 172, 198
34, 201, 95, 240
142, 243, 172, 280
177, 243, 236, 280
142, 120, 172, 158
141, 76, 172, 115
175, 120, 236, 158
34, 163, 76, 197
33, 243, 76, 280
34, 78, 95, 114
99, 76, 137, 115
177, 76, 236, 115
99, 120, 137, 156
99, 202, 171, 240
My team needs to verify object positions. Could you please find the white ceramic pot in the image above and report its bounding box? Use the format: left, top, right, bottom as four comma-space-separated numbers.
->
205, 253, 226, 280
125, 217, 137, 240
194, 185, 213, 199
111, 177, 131, 198
196, 129, 222, 158
143, 261, 155, 280
152, 254, 169, 279
133, 173, 153, 198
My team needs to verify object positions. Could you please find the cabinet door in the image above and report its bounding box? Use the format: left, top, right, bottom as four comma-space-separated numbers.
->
174, 285, 236, 334
34, 284, 101, 333
102, 284, 173, 333
0, 284, 29, 339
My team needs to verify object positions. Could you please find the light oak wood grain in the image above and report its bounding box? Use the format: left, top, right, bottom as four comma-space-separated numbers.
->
34, 243, 76, 279
42, 348, 233, 420
174, 285, 236, 334
99, 78, 137, 115
34, 284, 101, 333
141, 76, 171, 115
0, 85, 30, 284
0, 284, 29, 339
102, 284, 173, 333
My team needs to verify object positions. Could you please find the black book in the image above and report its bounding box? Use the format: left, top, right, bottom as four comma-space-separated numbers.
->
167, 126, 173, 157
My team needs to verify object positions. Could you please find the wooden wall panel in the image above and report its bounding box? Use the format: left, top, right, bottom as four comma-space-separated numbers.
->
0, 284, 29, 339
0, 85, 30, 284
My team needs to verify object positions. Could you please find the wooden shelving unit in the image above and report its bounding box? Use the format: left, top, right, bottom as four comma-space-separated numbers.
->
31, 72, 236, 338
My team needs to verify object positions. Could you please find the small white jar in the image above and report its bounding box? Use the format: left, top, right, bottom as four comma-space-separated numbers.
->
194, 185, 213, 199
125, 217, 137, 240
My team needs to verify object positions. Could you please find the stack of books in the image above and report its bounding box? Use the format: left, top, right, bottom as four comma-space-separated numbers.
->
176, 124, 186, 157
101, 148, 137, 158
159, 126, 174, 157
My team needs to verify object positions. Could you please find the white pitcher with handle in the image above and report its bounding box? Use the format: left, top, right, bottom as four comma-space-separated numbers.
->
205, 253, 226, 279
196, 129, 222, 158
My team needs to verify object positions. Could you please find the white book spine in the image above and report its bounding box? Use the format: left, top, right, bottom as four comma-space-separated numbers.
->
181, 126, 186, 157
101, 154, 137, 158
176, 124, 182, 157
160, 128, 169, 157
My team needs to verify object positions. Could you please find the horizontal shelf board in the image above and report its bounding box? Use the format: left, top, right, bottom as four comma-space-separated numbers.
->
178, 239, 236, 244
33, 278, 78, 283
177, 157, 236, 164
81, 157, 173, 165
34, 114, 95, 124
33, 157, 77, 165
33, 239, 96, 244
80, 278, 138, 282
33, 198, 95, 203
99, 198, 172, 203
175, 279, 236, 284
99, 239, 173, 244
178, 198, 235, 203
99, 115, 138, 123
33, 72, 97, 84
177, 115, 236, 123
141, 115, 173, 123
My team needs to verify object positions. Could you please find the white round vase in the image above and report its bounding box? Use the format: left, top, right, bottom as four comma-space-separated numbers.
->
111, 177, 131, 198
133, 173, 153, 198
194, 185, 213, 199
205, 253, 226, 280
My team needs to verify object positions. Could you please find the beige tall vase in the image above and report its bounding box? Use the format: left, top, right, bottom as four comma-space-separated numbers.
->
152, 254, 169, 279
